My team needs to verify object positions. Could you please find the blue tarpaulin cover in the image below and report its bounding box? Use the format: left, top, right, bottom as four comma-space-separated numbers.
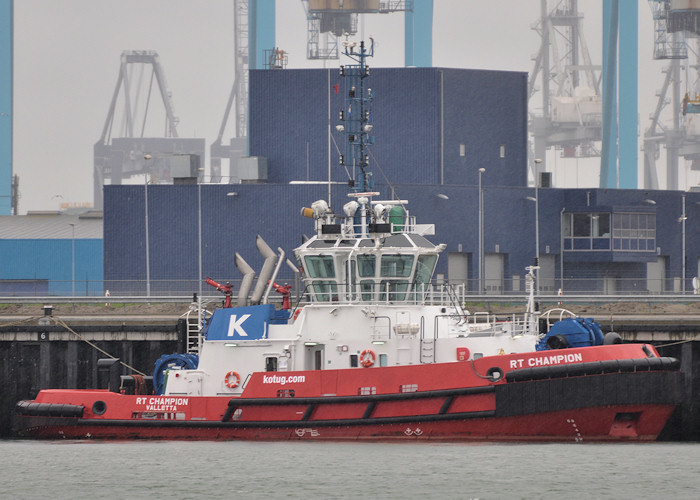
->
536, 317, 604, 351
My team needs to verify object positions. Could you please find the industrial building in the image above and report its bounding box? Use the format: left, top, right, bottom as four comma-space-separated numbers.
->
0, 211, 103, 295
101, 67, 700, 297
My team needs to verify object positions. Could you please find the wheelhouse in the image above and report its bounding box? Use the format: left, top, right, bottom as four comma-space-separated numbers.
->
295, 197, 444, 304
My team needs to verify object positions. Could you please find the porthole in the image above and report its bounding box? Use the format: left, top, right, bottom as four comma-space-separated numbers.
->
92, 400, 107, 415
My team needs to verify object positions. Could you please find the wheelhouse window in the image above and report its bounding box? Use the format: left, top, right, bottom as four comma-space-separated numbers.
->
381, 254, 414, 277
357, 254, 376, 277
415, 254, 437, 285
305, 255, 335, 278
379, 254, 414, 301
304, 255, 337, 301
357, 254, 376, 301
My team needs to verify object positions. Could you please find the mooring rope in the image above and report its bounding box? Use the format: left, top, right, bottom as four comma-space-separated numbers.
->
51, 317, 147, 376
654, 339, 695, 348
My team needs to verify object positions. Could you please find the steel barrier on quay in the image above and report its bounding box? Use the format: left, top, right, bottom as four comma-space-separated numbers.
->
1, 292, 700, 313
3, 277, 700, 299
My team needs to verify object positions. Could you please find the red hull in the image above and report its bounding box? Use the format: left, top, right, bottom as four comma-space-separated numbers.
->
15, 345, 683, 442
17, 405, 675, 442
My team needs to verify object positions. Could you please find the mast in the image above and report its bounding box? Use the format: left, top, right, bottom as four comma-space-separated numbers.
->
337, 39, 375, 192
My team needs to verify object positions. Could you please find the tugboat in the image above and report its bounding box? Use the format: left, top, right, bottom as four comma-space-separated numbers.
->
16, 40, 682, 441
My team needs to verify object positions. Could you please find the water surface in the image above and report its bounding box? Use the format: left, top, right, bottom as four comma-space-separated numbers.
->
1, 440, 698, 499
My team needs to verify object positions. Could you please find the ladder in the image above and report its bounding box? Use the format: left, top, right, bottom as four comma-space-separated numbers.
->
180, 302, 211, 354
420, 338, 435, 364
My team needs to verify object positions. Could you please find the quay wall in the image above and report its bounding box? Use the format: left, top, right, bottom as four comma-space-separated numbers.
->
0, 321, 181, 437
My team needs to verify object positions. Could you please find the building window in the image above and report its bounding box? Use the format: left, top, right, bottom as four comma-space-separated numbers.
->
459, 143, 466, 157
612, 213, 656, 251
400, 384, 418, 393
358, 386, 376, 396
563, 212, 610, 250
563, 212, 654, 253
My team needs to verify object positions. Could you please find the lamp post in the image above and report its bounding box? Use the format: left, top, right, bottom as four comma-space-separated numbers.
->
525, 158, 542, 295
525, 194, 540, 294
144, 177, 151, 297
531, 158, 543, 294
142, 156, 154, 297
197, 181, 203, 344
680, 193, 687, 293
69, 223, 75, 296
560, 207, 565, 292
478, 167, 486, 295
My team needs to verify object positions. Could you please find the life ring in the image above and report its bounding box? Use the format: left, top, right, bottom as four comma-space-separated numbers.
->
360, 349, 376, 368
293, 308, 302, 321
225, 371, 240, 388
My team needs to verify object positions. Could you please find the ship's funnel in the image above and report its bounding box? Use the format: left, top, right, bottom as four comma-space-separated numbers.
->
250, 235, 277, 305
234, 252, 256, 307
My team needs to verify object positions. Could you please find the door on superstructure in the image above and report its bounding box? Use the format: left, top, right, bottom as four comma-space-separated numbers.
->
305, 344, 325, 370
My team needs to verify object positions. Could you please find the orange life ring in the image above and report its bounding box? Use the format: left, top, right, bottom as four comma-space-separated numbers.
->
360, 349, 376, 368
225, 371, 240, 388
293, 308, 302, 321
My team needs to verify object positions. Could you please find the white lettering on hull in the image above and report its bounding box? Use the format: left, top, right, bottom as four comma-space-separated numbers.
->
134, 396, 189, 412
509, 352, 583, 369
262, 375, 306, 385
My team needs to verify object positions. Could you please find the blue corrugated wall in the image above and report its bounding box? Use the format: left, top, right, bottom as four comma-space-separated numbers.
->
441, 68, 528, 187
248, 67, 527, 188
104, 183, 700, 294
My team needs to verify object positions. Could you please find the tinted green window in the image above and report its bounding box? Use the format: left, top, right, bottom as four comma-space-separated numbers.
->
380, 255, 414, 277
305, 255, 335, 278
415, 254, 437, 283
357, 254, 376, 278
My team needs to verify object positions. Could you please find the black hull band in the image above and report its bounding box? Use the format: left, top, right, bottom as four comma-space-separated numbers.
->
505, 356, 680, 383
496, 369, 684, 417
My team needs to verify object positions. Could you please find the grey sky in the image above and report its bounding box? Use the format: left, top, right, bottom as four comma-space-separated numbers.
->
13, 1, 669, 213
